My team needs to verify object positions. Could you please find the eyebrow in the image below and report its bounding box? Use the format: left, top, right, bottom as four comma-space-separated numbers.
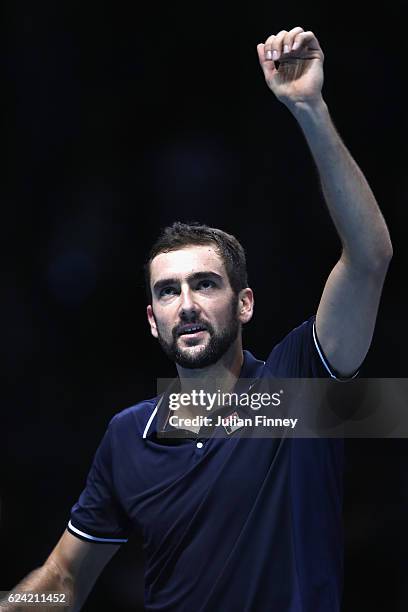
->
153, 271, 224, 295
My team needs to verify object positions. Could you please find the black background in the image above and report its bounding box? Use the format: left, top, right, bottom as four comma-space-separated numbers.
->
2, 1, 407, 610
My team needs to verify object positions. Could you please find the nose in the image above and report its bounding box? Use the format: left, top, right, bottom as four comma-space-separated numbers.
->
179, 285, 200, 321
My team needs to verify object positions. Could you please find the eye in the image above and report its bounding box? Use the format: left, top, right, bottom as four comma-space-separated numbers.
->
197, 279, 216, 290
159, 286, 178, 298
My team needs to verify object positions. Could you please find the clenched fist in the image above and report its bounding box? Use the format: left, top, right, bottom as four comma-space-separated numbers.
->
257, 27, 324, 108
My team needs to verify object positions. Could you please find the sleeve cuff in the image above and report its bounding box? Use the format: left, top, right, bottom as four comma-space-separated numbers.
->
67, 520, 128, 544
312, 320, 360, 381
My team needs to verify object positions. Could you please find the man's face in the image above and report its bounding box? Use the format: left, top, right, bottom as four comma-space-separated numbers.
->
147, 245, 249, 369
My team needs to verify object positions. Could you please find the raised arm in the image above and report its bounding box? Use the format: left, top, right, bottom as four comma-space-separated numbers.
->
0, 530, 119, 612
257, 27, 393, 376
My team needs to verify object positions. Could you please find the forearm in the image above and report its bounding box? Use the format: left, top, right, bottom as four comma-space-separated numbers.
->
0, 562, 74, 612
289, 96, 393, 269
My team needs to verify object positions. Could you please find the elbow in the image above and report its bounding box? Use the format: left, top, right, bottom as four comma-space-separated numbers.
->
342, 242, 393, 276
381, 227, 394, 262
368, 252, 393, 278
375, 240, 393, 271
385, 240, 394, 261
366, 232, 393, 272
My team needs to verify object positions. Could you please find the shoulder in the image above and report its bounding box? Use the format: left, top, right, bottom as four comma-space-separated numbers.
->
267, 315, 315, 359
272, 316, 314, 350
265, 314, 359, 379
265, 315, 327, 378
108, 397, 160, 438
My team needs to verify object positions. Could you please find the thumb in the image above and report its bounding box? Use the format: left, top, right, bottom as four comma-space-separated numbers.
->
256, 43, 277, 80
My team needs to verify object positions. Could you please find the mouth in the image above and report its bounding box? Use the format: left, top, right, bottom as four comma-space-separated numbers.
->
177, 324, 208, 340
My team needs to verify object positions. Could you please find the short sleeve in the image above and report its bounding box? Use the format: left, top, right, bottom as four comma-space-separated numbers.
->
265, 314, 360, 379
68, 424, 131, 544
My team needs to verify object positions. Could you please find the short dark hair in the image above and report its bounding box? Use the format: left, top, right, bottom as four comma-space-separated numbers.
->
144, 221, 248, 302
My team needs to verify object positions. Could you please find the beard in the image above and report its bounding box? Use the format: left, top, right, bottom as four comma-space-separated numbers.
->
155, 295, 240, 369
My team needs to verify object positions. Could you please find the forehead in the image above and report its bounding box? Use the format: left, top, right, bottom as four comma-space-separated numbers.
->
149, 245, 227, 284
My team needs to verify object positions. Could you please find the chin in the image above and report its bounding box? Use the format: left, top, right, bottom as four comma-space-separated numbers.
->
179, 345, 206, 360
176, 347, 215, 369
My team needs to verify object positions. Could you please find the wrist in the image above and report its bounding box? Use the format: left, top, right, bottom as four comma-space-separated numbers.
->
285, 95, 329, 122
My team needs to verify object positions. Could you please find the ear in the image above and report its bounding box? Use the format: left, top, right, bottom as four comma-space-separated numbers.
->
147, 304, 159, 338
237, 288, 254, 324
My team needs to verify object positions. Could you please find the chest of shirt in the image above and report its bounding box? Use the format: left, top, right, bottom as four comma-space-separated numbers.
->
110, 436, 286, 544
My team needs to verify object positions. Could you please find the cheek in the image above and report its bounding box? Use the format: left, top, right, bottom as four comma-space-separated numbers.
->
154, 310, 173, 336
213, 302, 237, 325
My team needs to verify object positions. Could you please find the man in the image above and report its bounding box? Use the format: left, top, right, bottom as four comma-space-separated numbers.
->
1, 26, 392, 612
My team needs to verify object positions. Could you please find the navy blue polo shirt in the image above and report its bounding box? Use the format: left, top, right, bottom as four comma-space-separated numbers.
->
68, 315, 359, 611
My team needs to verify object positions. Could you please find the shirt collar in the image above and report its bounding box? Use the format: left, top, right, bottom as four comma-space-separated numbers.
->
145, 350, 265, 440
